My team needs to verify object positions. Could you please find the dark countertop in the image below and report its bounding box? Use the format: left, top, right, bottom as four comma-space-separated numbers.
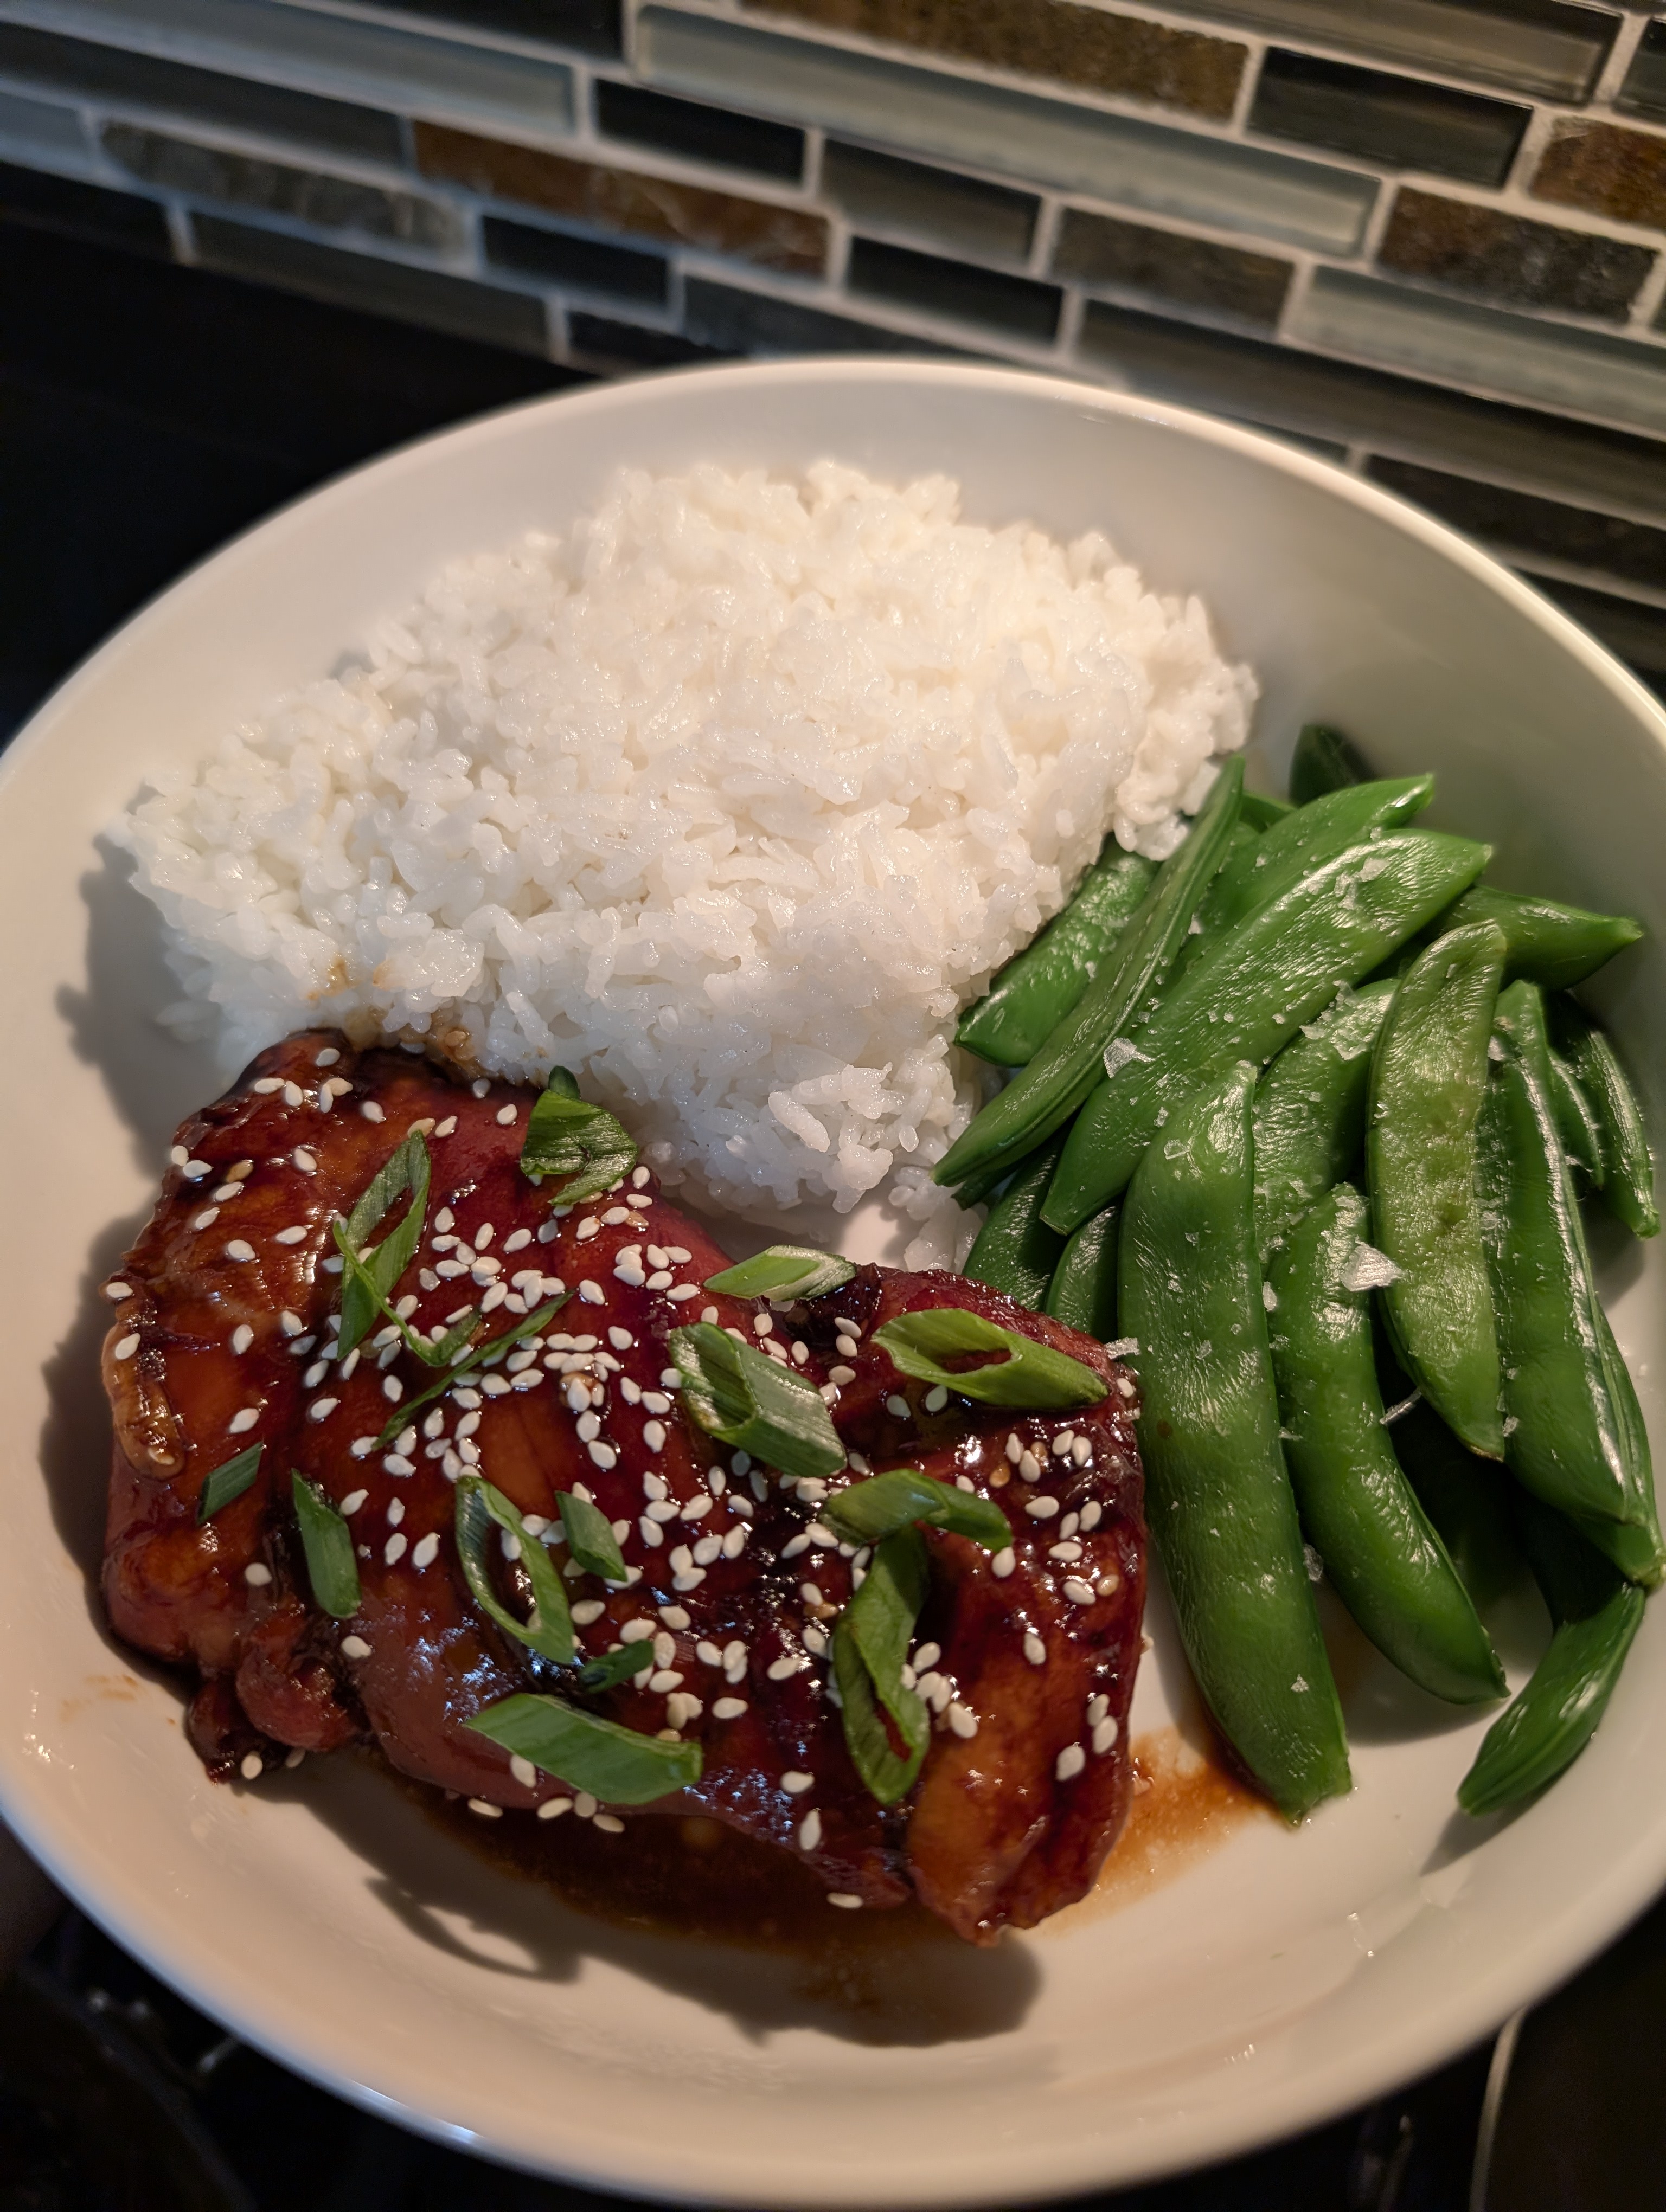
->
4, 210, 1662, 2212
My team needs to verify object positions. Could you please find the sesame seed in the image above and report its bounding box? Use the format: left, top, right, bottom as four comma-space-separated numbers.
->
782, 1771, 813, 1794
574, 1792, 598, 1819
1056, 1744, 1087, 1782
713, 1697, 747, 1720
1018, 1449, 1041, 1482
251, 1080, 283, 1096
383, 1376, 403, 1402
315, 1048, 340, 1067
240, 1753, 264, 1781
947, 1702, 978, 1739
588, 1439, 618, 1469
666, 1284, 699, 1304
193, 1209, 221, 1232
885, 1394, 909, 1419
385, 1533, 407, 1565
244, 1562, 272, 1586
1050, 1541, 1083, 1562
1064, 1579, 1097, 1605
225, 1239, 256, 1263
537, 1798, 572, 1821
278, 1310, 304, 1336
495, 1104, 517, 1126
1093, 1716, 1120, 1754
435, 1116, 457, 1137
646, 1270, 674, 1291
828, 1365, 856, 1386
105, 1281, 133, 1302
283, 1082, 305, 1108
227, 1323, 254, 1356
341, 1635, 371, 1660
578, 1280, 604, 1304
467, 1798, 502, 1819
1080, 1501, 1104, 1532
274, 1225, 308, 1246
1024, 1633, 1046, 1667
1024, 1496, 1060, 1519
113, 1332, 140, 1361
594, 1812, 625, 1834
509, 1754, 539, 1789
666, 1692, 702, 1728
799, 1809, 823, 1851
228, 1407, 260, 1435
340, 1489, 368, 1515
1004, 1433, 1022, 1464
766, 1654, 808, 1682
181, 1159, 212, 1180
386, 1499, 405, 1527
828, 1893, 862, 1911
309, 1398, 339, 1423
303, 1360, 328, 1388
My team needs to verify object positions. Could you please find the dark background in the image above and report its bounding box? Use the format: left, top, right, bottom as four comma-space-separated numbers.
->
4, 208, 1664, 2212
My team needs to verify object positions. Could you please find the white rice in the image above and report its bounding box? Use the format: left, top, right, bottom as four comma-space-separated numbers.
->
118, 461, 1255, 1240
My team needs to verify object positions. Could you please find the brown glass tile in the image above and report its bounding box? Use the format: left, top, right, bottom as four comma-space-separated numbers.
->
190, 213, 550, 354
1367, 454, 1666, 590
1252, 49, 1528, 188
848, 234, 1060, 339
1533, 120, 1666, 231
101, 124, 460, 251
1054, 209, 1292, 327
414, 121, 826, 275
373, 0, 620, 59
594, 80, 803, 179
822, 142, 1035, 259
1380, 187, 1652, 322
0, 156, 170, 258
0, 22, 401, 163
738, 0, 1246, 120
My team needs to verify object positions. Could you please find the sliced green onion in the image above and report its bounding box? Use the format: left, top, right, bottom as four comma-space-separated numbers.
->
373, 1296, 567, 1448
520, 1069, 637, 1207
576, 1643, 656, 1692
467, 1691, 702, 1803
291, 1470, 361, 1620
332, 1219, 472, 1369
454, 1476, 576, 1666
196, 1443, 262, 1525
558, 1489, 627, 1583
832, 1529, 931, 1805
823, 1468, 1010, 1551
667, 1321, 847, 1480
702, 1245, 857, 1302
874, 1308, 1107, 1411
338, 1129, 430, 1356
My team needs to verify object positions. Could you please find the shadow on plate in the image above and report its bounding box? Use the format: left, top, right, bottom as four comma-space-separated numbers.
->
283, 1751, 1043, 2050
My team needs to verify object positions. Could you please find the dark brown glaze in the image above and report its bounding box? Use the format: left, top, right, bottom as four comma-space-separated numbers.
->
101, 1032, 1146, 1945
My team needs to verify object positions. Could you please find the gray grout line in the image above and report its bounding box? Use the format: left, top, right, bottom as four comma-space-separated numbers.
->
1594, 9, 1650, 111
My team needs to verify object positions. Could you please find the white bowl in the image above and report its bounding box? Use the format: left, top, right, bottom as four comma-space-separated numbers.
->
4, 359, 1665, 2205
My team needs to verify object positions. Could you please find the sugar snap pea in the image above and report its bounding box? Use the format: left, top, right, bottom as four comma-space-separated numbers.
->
1044, 828, 1490, 1233
1576, 1301, 1665, 1587
1253, 978, 1396, 1261
1042, 1203, 1118, 1339
1290, 723, 1371, 803
1240, 792, 1295, 830
1118, 1061, 1351, 1819
1457, 1491, 1644, 1817
956, 842, 1159, 1068
934, 757, 1244, 1195
1387, 1388, 1521, 1613
1547, 1045, 1604, 1185
962, 1136, 1066, 1308
1268, 1186, 1505, 1704
1437, 884, 1642, 993
1550, 998, 1659, 1238
1367, 921, 1507, 1458
1478, 982, 1640, 1526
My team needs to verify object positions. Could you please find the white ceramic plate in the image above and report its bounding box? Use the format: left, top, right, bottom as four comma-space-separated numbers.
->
4, 361, 1666, 2207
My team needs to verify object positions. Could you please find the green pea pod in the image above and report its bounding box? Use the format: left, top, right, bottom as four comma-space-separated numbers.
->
1549, 999, 1658, 1239
934, 757, 1244, 1195
1574, 1301, 1665, 1587
962, 1136, 1066, 1308
1438, 884, 1642, 993
1042, 1204, 1118, 1339
1118, 1060, 1351, 1820
1458, 1492, 1644, 1817
1180, 776, 1434, 974
1548, 1046, 1604, 1185
1253, 979, 1396, 1261
1240, 792, 1294, 831
1367, 921, 1508, 1458
1174, 821, 1261, 975
956, 844, 1158, 1067
1045, 829, 1491, 1234
1268, 1186, 1505, 1704
1290, 723, 1371, 803
1380, 1351, 1521, 1613
1478, 982, 1637, 1526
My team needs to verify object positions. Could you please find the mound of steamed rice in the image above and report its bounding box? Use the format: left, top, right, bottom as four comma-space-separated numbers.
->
118, 461, 1255, 1252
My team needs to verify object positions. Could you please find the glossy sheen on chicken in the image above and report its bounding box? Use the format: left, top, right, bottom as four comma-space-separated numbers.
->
101, 1033, 1147, 1944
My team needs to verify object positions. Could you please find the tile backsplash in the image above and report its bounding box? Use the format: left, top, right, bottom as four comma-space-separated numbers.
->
9, 0, 1666, 684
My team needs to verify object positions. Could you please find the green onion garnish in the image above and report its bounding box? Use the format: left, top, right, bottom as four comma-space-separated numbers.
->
666, 1321, 846, 1481
702, 1245, 856, 1302
196, 1443, 263, 1525
373, 1296, 567, 1448
823, 1468, 1010, 1552
873, 1309, 1107, 1411
557, 1489, 627, 1584
576, 1643, 656, 1693
520, 1067, 637, 1207
454, 1476, 576, 1666
832, 1530, 931, 1805
467, 1691, 702, 1803
333, 1219, 479, 1370
290, 1470, 361, 1619
337, 1129, 431, 1358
